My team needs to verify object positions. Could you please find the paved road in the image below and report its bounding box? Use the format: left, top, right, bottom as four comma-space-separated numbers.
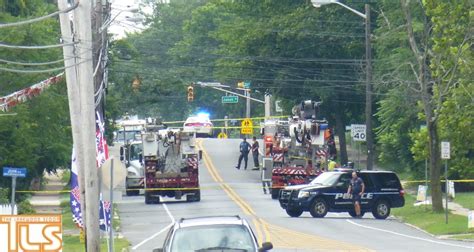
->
117, 138, 474, 252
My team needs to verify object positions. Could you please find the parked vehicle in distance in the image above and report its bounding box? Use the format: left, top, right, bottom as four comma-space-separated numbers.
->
279, 170, 405, 219
153, 216, 273, 252
183, 114, 213, 137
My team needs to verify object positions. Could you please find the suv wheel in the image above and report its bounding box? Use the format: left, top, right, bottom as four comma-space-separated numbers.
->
372, 200, 390, 219
348, 210, 365, 218
286, 208, 303, 217
309, 198, 328, 218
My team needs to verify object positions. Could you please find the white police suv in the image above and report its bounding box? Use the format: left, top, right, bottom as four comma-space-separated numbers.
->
278, 170, 405, 219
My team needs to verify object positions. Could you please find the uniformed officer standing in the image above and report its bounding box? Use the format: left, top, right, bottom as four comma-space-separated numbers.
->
347, 171, 365, 218
235, 137, 251, 170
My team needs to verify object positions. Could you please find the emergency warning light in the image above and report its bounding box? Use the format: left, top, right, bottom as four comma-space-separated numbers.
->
187, 86, 194, 102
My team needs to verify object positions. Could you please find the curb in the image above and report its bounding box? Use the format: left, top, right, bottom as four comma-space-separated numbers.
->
391, 215, 474, 242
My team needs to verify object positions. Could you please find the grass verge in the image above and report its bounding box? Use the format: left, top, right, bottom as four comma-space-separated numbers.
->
453, 192, 474, 210
63, 235, 130, 252
392, 194, 474, 235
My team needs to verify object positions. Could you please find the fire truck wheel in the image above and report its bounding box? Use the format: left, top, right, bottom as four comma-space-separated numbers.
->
194, 190, 201, 201
309, 198, 328, 218
126, 188, 139, 196
145, 192, 160, 204
271, 189, 280, 199
186, 190, 201, 202
286, 208, 303, 217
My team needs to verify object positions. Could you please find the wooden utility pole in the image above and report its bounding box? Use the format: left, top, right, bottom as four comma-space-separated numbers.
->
364, 4, 373, 170
73, 0, 101, 250
57, 1, 88, 250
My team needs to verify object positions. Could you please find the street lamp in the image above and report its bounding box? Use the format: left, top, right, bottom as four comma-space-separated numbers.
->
99, 6, 140, 33
311, 0, 374, 170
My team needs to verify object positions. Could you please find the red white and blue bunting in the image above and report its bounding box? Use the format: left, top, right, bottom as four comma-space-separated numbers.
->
0, 73, 64, 112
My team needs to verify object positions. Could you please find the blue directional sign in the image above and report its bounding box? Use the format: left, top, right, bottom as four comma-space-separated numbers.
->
3, 167, 27, 177
243, 81, 251, 89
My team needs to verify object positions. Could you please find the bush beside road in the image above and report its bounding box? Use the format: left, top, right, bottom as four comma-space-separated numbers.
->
392, 194, 473, 238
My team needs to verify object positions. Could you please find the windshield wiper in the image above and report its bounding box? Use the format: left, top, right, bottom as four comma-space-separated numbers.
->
196, 247, 247, 251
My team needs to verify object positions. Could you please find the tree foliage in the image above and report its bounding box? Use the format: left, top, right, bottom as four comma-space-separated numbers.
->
109, 0, 373, 163
0, 1, 71, 189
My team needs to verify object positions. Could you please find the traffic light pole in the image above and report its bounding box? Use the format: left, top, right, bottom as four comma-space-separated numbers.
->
245, 90, 251, 118
195, 82, 271, 118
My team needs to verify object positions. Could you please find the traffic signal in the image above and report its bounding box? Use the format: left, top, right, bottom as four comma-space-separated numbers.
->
132, 76, 141, 93
187, 86, 194, 102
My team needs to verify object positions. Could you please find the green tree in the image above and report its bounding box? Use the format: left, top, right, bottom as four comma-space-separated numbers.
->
375, 0, 472, 211
0, 1, 71, 189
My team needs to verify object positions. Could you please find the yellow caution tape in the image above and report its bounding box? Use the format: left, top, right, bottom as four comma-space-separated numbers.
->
163, 115, 289, 124
15, 179, 474, 193
403, 179, 474, 183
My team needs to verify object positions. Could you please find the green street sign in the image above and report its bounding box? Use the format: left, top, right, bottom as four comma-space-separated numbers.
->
222, 96, 239, 104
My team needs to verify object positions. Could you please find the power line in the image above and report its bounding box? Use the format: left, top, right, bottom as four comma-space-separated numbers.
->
0, 42, 76, 50
0, 58, 66, 66
0, 2, 79, 28
0, 59, 92, 73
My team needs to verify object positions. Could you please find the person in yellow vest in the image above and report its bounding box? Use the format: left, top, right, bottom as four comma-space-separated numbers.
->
328, 159, 337, 171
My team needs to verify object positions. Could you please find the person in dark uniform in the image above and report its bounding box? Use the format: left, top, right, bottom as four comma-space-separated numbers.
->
235, 137, 251, 170
347, 171, 365, 218
251, 136, 260, 170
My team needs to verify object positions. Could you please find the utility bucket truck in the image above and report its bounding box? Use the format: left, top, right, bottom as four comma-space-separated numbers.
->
142, 119, 201, 204
262, 100, 334, 199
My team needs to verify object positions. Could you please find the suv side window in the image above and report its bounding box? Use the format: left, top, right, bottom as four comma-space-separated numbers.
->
337, 173, 351, 188
377, 173, 401, 189
359, 173, 374, 189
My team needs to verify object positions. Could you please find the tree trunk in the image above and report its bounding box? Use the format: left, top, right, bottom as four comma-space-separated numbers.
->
334, 111, 348, 164
428, 119, 443, 212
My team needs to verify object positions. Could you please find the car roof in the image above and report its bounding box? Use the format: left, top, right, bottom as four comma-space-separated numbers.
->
185, 116, 211, 122
177, 216, 245, 228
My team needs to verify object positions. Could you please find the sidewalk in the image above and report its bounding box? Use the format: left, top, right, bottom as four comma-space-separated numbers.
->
413, 197, 470, 216
29, 170, 66, 214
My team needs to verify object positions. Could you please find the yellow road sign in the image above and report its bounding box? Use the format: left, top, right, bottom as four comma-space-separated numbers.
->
241, 118, 253, 134
217, 132, 228, 139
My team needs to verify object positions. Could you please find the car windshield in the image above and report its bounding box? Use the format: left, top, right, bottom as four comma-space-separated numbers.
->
309, 172, 341, 186
170, 224, 256, 252
115, 130, 141, 142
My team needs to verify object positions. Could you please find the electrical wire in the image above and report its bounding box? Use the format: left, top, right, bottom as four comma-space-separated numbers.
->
0, 2, 79, 28
0, 59, 92, 73
0, 58, 68, 66
0, 42, 77, 50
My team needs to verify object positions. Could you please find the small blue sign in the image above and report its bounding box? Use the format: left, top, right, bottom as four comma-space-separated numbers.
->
243, 81, 251, 89
3, 167, 27, 177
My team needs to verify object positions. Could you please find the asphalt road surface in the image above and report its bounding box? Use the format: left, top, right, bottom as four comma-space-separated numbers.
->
117, 138, 474, 252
